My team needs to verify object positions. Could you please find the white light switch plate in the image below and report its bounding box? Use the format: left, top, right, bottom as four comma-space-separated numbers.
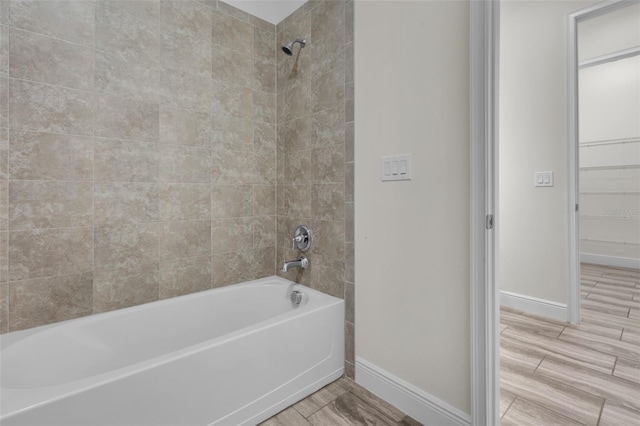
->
534, 171, 554, 187
382, 154, 412, 181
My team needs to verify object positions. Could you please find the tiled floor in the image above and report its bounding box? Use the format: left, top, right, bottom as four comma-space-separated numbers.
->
500, 263, 640, 425
261, 378, 422, 426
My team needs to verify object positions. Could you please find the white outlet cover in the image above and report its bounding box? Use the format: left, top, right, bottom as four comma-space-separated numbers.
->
382, 154, 412, 181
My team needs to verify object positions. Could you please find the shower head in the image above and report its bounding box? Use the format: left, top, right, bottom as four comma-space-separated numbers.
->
282, 38, 307, 56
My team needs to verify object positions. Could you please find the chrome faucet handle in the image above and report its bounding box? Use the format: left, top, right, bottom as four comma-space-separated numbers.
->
292, 234, 304, 250
292, 225, 313, 252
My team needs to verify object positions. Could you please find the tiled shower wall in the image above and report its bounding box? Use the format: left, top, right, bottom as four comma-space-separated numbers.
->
0, 0, 278, 332
274, 0, 355, 377
0, 0, 355, 377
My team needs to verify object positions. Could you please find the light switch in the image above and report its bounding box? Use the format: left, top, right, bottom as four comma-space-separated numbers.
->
382, 154, 412, 181
534, 171, 554, 187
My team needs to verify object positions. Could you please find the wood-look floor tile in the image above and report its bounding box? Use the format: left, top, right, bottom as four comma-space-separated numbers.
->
581, 309, 640, 333
502, 327, 616, 374
260, 407, 312, 426
587, 293, 640, 309
613, 357, 640, 385
582, 298, 630, 317
592, 281, 640, 297
629, 309, 640, 320
536, 356, 640, 412
306, 392, 396, 426
293, 379, 352, 417
500, 389, 516, 418
500, 323, 508, 333
599, 400, 640, 426
344, 380, 405, 422
622, 329, 640, 345
501, 359, 604, 426
585, 285, 636, 300
396, 415, 423, 426
566, 320, 623, 340
581, 279, 598, 287
559, 327, 640, 362
500, 335, 545, 371
501, 397, 585, 426
500, 309, 565, 338
581, 290, 589, 299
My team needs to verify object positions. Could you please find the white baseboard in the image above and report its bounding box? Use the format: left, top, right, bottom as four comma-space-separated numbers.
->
581, 254, 640, 270
500, 291, 567, 322
355, 357, 471, 426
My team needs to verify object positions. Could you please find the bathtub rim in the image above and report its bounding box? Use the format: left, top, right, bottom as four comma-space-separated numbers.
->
0, 276, 345, 420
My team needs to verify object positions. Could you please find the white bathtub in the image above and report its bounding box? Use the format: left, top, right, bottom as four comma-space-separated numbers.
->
0, 276, 344, 425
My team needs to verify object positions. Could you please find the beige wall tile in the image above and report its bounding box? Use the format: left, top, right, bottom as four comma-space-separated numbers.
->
277, 50, 311, 90
212, 9, 253, 55
311, 0, 344, 41
160, 220, 211, 260
345, 281, 354, 323
254, 246, 276, 278
345, 0, 354, 45
312, 65, 345, 112
212, 148, 255, 185
312, 255, 344, 299
212, 115, 253, 151
160, 30, 212, 76
9, 0, 94, 44
345, 161, 354, 202
284, 150, 312, 184
312, 143, 345, 183
0, 25, 8, 76
345, 41, 353, 84
312, 105, 345, 147
279, 83, 311, 123
0, 179, 5, 231
345, 321, 354, 364
211, 184, 253, 218
9, 79, 95, 135
254, 184, 276, 216
211, 217, 253, 254
160, 0, 212, 46
281, 184, 312, 218
212, 80, 254, 118
212, 46, 253, 88
311, 28, 344, 78
93, 264, 159, 313
345, 202, 354, 242
9, 227, 93, 281
254, 27, 275, 64
95, 95, 159, 142
254, 59, 276, 93
9, 28, 93, 90
94, 139, 159, 182
250, 15, 275, 34
160, 183, 211, 221
0, 1, 6, 25
94, 223, 159, 270
0, 281, 7, 333
0, 231, 6, 283
0, 76, 6, 129
94, 47, 161, 103
160, 255, 211, 299
160, 145, 211, 183
158, 66, 213, 112
211, 249, 255, 287
95, 0, 159, 52
279, 116, 311, 152
217, 1, 248, 22
160, 106, 212, 148
9, 131, 93, 181
9, 272, 93, 331
345, 122, 354, 161
312, 219, 345, 259
254, 90, 276, 124
0, 128, 6, 179
94, 182, 160, 225
254, 216, 276, 249
9, 181, 93, 229
311, 183, 345, 221
345, 241, 354, 283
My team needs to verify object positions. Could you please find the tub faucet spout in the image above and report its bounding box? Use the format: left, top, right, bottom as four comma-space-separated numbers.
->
281, 256, 308, 272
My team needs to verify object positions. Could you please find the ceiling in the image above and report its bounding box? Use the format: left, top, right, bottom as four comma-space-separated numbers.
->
220, 0, 307, 25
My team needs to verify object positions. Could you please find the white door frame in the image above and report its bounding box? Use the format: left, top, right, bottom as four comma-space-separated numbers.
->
470, 0, 500, 424
566, 0, 639, 324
